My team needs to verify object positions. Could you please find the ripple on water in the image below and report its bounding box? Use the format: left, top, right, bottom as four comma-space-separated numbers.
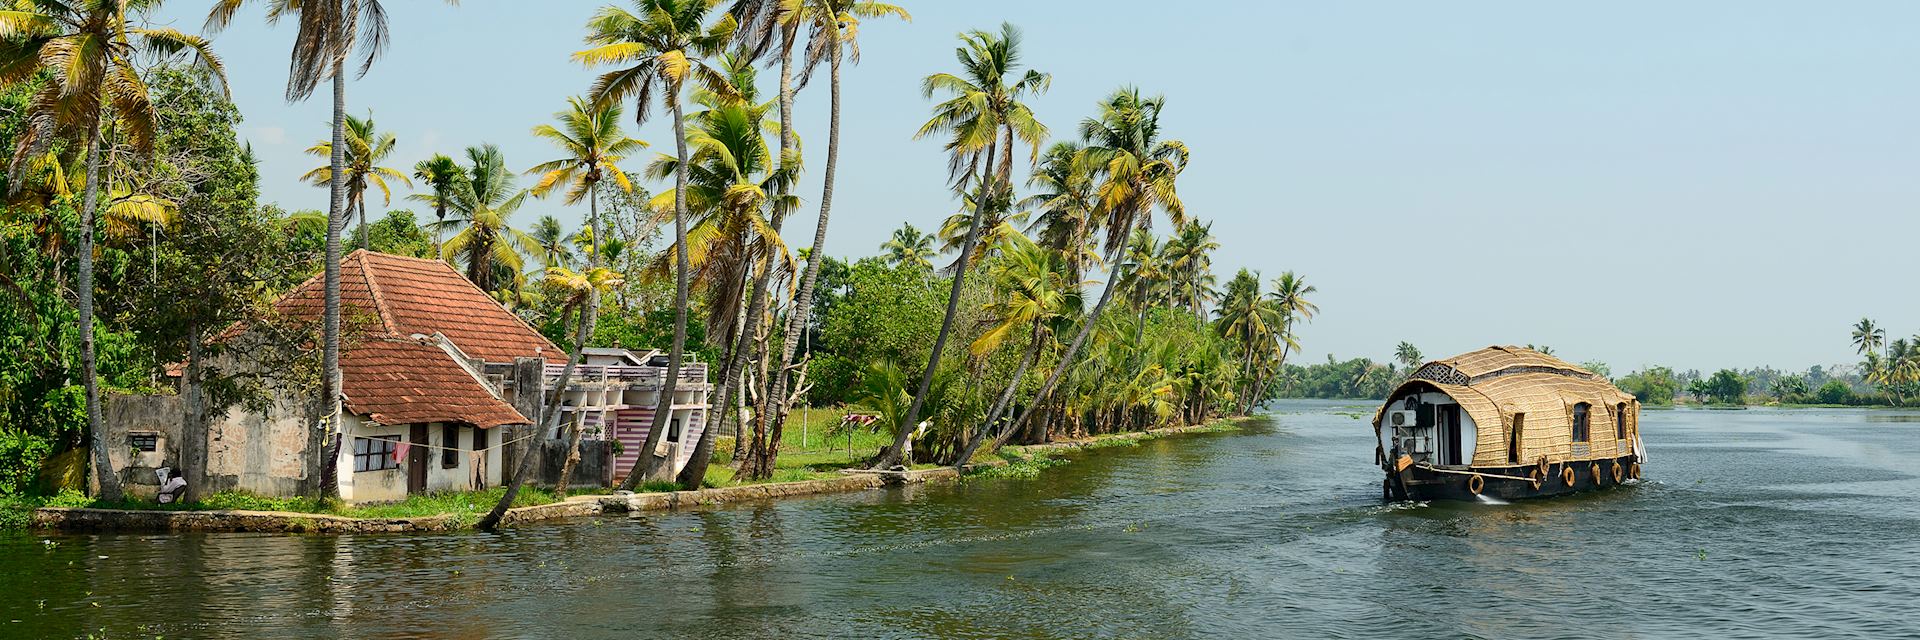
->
3, 401, 1918, 638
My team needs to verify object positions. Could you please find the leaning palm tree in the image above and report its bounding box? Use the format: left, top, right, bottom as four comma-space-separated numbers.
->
544, 266, 627, 496
208, 0, 459, 502
1852, 318, 1886, 357
743, 0, 908, 481
995, 88, 1189, 449
478, 265, 620, 530
881, 223, 936, 271
880, 22, 1049, 469
4, 0, 226, 501
302, 112, 410, 250
953, 231, 1079, 466
578, 0, 738, 486
426, 145, 540, 294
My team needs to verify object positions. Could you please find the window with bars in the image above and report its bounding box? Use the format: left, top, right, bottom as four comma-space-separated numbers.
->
442, 424, 460, 468
354, 435, 400, 472
129, 433, 158, 453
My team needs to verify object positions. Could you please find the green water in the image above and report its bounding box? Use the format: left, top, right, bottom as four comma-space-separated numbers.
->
4, 400, 1917, 638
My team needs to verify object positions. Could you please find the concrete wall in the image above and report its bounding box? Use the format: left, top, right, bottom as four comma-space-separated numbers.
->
203, 385, 315, 498
101, 394, 184, 499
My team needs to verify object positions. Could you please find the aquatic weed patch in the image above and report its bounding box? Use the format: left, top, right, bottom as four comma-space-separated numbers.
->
967, 452, 1069, 481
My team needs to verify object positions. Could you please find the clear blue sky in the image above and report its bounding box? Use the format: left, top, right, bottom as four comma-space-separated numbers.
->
148, 1, 1920, 374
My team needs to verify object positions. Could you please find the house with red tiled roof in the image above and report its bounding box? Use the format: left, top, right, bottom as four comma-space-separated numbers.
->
115, 250, 711, 503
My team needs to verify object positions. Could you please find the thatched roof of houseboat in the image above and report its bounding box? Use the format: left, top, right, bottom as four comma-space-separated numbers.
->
1377, 346, 1638, 467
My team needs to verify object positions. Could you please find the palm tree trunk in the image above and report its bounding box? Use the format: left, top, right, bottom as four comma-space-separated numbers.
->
680, 244, 774, 486
356, 190, 369, 251
314, 49, 349, 502
553, 183, 608, 495
480, 305, 590, 531
743, 35, 823, 480
875, 137, 995, 470
998, 219, 1139, 445
76, 112, 121, 501
625, 93, 692, 488
952, 321, 1043, 468
182, 320, 206, 503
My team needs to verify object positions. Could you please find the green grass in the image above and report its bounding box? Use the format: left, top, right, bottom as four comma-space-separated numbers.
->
693, 405, 934, 488
2, 486, 605, 530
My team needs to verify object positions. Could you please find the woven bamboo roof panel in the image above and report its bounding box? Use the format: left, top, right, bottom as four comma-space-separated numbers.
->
1380, 346, 1639, 467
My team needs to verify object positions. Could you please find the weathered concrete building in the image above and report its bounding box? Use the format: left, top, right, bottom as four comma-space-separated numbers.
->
111, 250, 709, 503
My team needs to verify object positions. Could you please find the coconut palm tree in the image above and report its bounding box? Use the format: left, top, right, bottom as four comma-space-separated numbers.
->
302, 112, 410, 250
208, 0, 459, 501
529, 215, 574, 270
996, 89, 1189, 448
528, 95, 646, 347
409, 153, 463, 252
1852, 318, 1886, 357
953, 231, 1079, 466
1394, 341, 1423, 369
882, 23, 1049, 469
635, 61, 802, 486
881, 223, 936, 271
528, 99, 646, 264
3, 0, 226, 500
1214, 268, 1279, 414
544, 266, 627, 495
478, 265, 619, 529
743, 0, 908, 481
1164, 220, 1218, 320
1022, 141, 1099, 281
427, 145, 539, 294
578, 0, 739, 486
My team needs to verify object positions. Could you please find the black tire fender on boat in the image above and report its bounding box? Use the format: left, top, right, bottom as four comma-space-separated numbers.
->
1611, 461, 1625, 484
1560, 466, 1576, 487
1467, 474, 1485, 495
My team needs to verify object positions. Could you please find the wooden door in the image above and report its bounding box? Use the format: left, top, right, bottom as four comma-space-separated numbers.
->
408, 424, 428, 494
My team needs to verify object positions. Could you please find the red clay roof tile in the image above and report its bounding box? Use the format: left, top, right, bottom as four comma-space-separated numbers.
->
340, 336, 529, 429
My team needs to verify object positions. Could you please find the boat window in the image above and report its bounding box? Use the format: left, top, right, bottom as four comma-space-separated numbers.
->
1615, 403, 1628, 440
1572, 403, 1591, 442
1508, 413, 1524, 464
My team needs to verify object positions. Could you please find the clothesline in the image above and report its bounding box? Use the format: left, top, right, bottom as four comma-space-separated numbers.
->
354, 429, 540, 455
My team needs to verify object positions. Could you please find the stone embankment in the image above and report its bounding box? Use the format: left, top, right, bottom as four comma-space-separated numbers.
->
33, 417, 1244, 534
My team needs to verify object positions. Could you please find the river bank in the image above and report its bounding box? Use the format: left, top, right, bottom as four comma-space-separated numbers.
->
16, 416, 1250, 534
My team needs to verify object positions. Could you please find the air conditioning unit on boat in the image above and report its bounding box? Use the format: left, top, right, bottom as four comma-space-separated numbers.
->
1388, 410, 1417, 427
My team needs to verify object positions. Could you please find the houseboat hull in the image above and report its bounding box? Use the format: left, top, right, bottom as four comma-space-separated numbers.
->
1383, 454, 1641, 502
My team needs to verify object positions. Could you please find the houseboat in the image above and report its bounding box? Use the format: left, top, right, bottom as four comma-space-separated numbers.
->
1372, 346, 1645, 501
